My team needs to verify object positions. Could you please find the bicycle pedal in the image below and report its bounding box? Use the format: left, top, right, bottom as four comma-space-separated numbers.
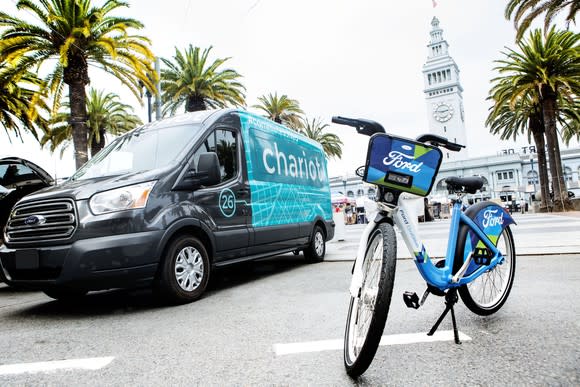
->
403, 291, 420, 309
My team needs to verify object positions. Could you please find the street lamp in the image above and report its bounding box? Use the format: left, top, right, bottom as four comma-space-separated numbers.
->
139, 80, 153, 123
530, 156, 537, 194
342, 174, 347, 196
139, 57, 161, 123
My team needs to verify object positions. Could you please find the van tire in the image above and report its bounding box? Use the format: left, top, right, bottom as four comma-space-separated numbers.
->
155, 235, 210, 304
304, 225, 326, 263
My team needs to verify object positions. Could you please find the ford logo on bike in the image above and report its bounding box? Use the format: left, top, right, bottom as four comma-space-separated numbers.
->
24, 215, 47, 226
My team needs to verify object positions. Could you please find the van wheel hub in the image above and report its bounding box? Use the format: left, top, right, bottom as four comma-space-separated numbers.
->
315, 232, 324, 256
174, 246, 204, 292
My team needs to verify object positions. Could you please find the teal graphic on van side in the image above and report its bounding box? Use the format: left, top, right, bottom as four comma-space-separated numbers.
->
238, 112, 332, 227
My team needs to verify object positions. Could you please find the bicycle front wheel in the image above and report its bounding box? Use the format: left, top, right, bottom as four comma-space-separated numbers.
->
344, 222, 397, 377
456, 225, 516, 316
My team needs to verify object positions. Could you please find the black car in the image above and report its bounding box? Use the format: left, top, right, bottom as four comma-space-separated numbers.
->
0, 157, 54, 241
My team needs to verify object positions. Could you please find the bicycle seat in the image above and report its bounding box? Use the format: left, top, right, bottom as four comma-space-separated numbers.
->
445, 176, 484, 194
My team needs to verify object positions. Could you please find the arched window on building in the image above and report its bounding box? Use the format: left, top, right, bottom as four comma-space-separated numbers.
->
435, 178, 448, 195
564, 166, 573, 182
527, 170, 538, 185
367, 188, 375, 199
357, 189, 364, 197
479, 176, 490, 196
347, 190, 354, 198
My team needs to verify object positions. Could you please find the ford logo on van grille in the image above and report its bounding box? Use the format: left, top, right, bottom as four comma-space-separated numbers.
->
24, 215, 47, 226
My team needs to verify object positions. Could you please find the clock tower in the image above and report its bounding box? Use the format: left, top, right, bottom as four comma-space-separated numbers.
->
423, 17, 467, 161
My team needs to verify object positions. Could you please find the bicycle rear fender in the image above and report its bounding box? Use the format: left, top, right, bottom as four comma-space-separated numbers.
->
461, 201, 516, 266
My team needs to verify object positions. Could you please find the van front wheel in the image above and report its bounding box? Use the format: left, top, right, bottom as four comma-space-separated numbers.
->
304, 226, 326, 263
156, 235, 210, 304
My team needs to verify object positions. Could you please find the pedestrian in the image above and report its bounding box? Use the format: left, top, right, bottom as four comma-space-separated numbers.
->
345, 204, 353, 225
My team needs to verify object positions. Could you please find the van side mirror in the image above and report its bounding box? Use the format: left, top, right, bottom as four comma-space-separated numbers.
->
174, 152, 221, 190
197, 152, 221, 186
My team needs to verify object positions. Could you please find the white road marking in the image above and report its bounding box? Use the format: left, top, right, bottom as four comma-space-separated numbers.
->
273, 330, 471, 356
0, 356, 114, 376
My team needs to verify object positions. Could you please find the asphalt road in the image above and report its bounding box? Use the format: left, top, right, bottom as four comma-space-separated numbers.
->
1, 212, 579, 385
0, 249, 578, 385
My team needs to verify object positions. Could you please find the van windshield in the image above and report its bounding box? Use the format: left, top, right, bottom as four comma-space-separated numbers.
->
71, 124, 201, 180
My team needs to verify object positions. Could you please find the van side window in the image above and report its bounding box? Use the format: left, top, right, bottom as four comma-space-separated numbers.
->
215, 130, 237, 181
193, 129, 238, 184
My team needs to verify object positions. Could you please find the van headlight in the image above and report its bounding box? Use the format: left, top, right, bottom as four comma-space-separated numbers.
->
89, 181, 156, 215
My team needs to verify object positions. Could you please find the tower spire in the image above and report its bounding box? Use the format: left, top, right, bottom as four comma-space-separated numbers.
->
422, 18, 468, 161
430, 17, 443, 44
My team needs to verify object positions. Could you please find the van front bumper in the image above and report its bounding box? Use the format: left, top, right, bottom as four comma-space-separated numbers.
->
0, 230, 163, 290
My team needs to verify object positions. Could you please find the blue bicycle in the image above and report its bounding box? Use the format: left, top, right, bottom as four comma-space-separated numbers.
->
332, 116, 516, 377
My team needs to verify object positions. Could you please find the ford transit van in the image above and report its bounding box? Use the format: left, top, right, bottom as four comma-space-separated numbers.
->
0, 109, 334, 303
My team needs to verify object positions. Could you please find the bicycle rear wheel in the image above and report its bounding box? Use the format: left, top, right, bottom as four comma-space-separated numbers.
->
344, 222, 397, 377
455, 225, 516, 315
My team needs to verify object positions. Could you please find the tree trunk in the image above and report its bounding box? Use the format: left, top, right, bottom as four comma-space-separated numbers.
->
541, 87, 573, 211
531, 129, 550, 211
550, 125, 572, 210
90, 128, 106, 158
186, 96, 206, 112
64, 57, 90, 170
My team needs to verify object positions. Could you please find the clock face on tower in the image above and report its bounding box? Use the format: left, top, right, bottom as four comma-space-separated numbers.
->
433, 102, 454, 122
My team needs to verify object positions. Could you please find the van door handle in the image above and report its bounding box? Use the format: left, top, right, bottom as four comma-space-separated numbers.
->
237, 189, 249, 196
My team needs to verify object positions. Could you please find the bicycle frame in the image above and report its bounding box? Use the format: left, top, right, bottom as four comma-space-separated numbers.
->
349, 196, 506, 297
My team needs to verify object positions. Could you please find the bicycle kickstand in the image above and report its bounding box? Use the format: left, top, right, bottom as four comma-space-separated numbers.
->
427, 288, 462, 344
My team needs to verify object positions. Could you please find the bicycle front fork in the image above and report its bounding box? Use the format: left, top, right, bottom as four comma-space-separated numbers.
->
349, 220, 378, 297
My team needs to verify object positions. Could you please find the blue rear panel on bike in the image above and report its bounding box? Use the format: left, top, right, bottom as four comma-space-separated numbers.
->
363, 134, 442, 196
462, 204, 515, 274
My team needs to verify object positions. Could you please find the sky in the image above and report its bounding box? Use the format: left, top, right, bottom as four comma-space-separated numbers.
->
1, 0, 578, 180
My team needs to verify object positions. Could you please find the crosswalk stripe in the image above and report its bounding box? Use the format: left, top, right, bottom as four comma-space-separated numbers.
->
0, 356, 114, 375
273, 330, 471, 356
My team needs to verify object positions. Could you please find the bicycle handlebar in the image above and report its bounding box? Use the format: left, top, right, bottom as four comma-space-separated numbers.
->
331, 116, 356, 126
415, 133, 465, 152
332, 115, 464, 151
331, 116, 386, 136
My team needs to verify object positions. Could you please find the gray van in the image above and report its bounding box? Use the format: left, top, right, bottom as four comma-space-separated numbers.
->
0, 109, 334, 303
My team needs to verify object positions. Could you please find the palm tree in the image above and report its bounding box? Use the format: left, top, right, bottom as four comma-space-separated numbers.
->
0, 61, 49, 141
505, 0, 579, 40
486, 90, 551, 210
0, 0, 156, 169
489, 28, 580, 211
558, 96, 580, 145
297, 117, 343, 159
253, 92, 304, 129
42, 88, 142, 157
160, 45, 246, 115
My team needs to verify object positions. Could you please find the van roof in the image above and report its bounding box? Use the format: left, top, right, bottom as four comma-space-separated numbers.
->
139, 109, 224, 130
135, 109, 323, 150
